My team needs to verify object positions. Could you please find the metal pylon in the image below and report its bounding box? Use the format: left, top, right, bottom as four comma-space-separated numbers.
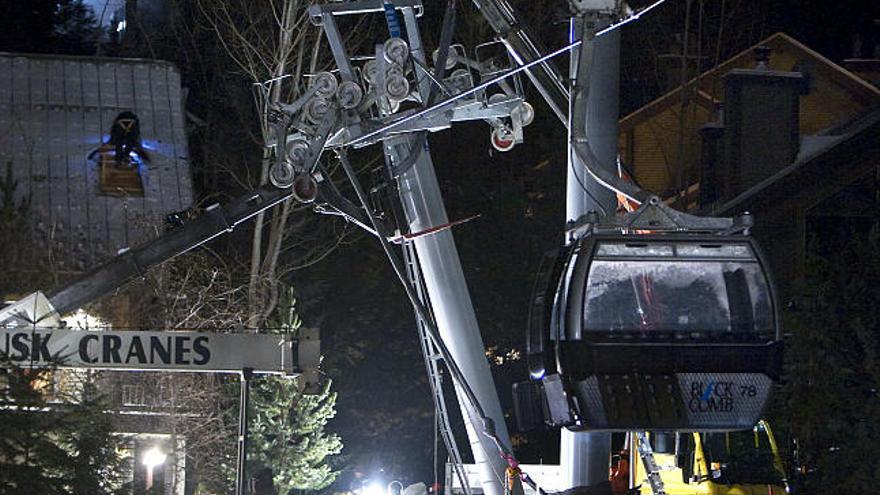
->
403, 241, 472, 495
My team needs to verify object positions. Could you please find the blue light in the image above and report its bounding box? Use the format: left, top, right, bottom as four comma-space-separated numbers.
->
140, 139, 175, 157
128, 151, 149, 180
140, 139, 158, 151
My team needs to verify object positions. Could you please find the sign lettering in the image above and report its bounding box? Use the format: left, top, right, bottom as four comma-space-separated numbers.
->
0, 328, 298, 374
687, 380, 736, 413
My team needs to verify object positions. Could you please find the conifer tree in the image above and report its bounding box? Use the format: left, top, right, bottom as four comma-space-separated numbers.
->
0, 0, 102, 55
247, 288, 342, 495
776, 231, 880, 492
0, 361, 130, 494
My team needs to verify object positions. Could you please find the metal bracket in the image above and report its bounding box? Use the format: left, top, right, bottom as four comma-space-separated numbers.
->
568, 0, 624, 16
309, 0, 424, 25
567, 196, 747, 239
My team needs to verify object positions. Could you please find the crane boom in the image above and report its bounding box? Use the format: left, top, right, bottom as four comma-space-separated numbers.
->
44, 186, 292, 318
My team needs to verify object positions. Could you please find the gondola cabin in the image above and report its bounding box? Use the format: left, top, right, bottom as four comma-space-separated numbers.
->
516, 198, 783, 431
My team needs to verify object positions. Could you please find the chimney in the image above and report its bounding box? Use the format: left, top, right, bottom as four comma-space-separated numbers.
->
842, 18, 880, 87
719, 46, 806, 200
698, 113, 724, 208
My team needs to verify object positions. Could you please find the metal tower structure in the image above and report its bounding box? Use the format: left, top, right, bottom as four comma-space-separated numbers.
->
562, 6, 622, 489
300, 4, 533, 495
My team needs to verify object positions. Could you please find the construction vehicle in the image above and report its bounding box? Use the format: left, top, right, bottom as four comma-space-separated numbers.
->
631, 421, 788, 495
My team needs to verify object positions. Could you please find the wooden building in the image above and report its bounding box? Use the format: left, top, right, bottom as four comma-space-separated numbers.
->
618, 33, 880, 295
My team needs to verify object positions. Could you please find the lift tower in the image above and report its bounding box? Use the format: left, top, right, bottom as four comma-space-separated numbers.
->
303, 4, 533, 495
561, 2, 623, 488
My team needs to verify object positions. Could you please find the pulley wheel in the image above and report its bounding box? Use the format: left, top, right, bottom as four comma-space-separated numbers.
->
305, 97, 331, 124
513, 101, 535, 127
432, 48, 458, 70
488, 93, 508, 105
385, 73, 410, 101
286, 139, 309, 165
491, 126, 515, 152
384, 37, 409, 66
292, 174, 318, 203
362, 60, 379, 85
336, 80, 364, 109
448, 68, 472, 94
269, 161, 295, 188
312, 72, 338, 98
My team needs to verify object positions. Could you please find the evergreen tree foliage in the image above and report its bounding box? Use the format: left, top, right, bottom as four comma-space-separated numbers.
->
65, 378, 133, 495
0, 362, 131, 494
250, 377, 342, 494
775, 231, 880, 492
0, 0, 102, 55
52, 0, 103, 54
0, 162, 36, 297
247, 288, 342, 494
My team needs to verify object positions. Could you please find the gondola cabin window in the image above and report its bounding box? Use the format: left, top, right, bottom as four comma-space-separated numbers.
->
582, 242, 774, 339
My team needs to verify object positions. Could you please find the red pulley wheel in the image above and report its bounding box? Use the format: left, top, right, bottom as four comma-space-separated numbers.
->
491, 127, 515, 152
292, 174, 318, 203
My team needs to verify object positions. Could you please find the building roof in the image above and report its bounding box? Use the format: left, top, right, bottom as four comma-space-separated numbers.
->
618, 32, 880, 195
710, 106, 880, 216
0, 52, 193, 269
621, 33, 880, 131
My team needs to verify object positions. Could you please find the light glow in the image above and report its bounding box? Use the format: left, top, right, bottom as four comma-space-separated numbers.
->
61, 309, 109, 330
363, 481, 385, 495
142, 446, 167, 468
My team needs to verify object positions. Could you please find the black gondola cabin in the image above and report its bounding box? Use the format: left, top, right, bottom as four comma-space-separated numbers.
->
518, 198, 783, 431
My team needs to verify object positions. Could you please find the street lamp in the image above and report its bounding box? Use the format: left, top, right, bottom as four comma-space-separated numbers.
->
142, 445, 167, 491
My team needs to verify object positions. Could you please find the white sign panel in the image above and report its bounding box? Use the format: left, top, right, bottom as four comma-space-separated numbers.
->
0, 328, 300, 375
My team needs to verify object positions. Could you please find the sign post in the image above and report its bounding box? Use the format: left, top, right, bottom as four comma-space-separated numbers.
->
236, 368, 253, 495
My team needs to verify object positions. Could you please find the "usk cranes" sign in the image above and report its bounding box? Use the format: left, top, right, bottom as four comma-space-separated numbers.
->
0, 327, 316, 375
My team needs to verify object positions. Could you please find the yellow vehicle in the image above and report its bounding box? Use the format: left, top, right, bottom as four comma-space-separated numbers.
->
632, 421, 789, 495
